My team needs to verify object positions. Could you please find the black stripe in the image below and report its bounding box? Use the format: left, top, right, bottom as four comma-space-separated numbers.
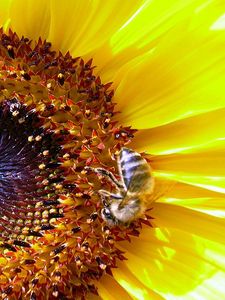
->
122, 167, 150, 190
122, 163, 148, 178
120, 153, 143, 169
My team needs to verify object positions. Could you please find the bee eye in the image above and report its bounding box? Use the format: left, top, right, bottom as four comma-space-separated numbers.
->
102, 208, 113, 219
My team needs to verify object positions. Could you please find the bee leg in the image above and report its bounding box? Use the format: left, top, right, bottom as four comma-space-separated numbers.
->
99, 189, 122, 206
85, 166, 125, 190
99, 189, 122, 199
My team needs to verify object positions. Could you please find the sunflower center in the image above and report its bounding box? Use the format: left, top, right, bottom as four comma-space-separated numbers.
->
0, 99, 41, 204
0, 29, 151, 300
0, 97, 63, 247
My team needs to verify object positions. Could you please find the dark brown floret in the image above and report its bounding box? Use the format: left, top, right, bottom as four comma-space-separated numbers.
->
0, 99, 63, 247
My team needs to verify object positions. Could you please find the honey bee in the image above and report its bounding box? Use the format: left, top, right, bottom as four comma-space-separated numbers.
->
85, 147, 154, 226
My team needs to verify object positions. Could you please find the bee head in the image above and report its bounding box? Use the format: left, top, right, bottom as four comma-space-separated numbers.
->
101, 207, 118, 227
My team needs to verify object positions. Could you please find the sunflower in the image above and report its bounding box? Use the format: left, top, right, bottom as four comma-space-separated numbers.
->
0, 0, 225, 299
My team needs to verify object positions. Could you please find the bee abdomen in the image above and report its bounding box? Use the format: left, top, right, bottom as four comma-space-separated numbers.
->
120, 151, 143, 168
119, 148, 152, 191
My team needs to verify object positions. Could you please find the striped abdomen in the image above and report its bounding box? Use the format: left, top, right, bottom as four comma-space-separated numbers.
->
118, 147, 153, 193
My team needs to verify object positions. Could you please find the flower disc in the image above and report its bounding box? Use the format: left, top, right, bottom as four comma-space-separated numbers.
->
0, 29, 148, 299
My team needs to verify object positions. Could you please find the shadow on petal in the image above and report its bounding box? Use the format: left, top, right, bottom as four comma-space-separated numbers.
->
117, 225, 224, 298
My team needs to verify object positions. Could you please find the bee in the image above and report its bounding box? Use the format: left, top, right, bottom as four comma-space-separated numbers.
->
85, 147, 154, 226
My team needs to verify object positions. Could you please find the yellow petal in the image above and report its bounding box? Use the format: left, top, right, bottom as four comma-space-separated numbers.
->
110, 0, 205, 54
151, 202, 225, 245
131, 108, 225, 155
158, 180, 225, 217
86, 294, 101, 300
118, 226, 225, 299
151, 149, 225, 192
113, 262, 165, 300
47, 0, 142, 57
163, 180, 224, 201
96, 274, 134, 300
95, 0, 208, 82
0, 0, 11, 30
9, 0, 51, 40
184, 270, 225, 300
113, 2, 225, 129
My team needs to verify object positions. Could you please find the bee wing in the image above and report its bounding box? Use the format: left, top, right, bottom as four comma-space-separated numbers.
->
118, 147, 154, 193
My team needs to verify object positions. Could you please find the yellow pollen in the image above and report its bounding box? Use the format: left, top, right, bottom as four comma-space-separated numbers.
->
76, 259, 82, 267
85, 109, 91, 116
55, 184, 63, 189
43, 150, 49, 156
58, 73, 63, 79
12, 110, 19, 117
42, 179, 49, 185
104, 229, 110, 235
22, 227, 29, 235
99, 263, 107, 270
63, 153, 70, 159
108, 238, 114, 245
18, 117, 25, 124
42, 210, 49, 218
49, 208, 57, 214
115, 150, 120, 156
39, 163, 46, 170
52, 291, 59, 297
75, 193, 83, 197
28, 136, 34, 142
35, 135, 42, 141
